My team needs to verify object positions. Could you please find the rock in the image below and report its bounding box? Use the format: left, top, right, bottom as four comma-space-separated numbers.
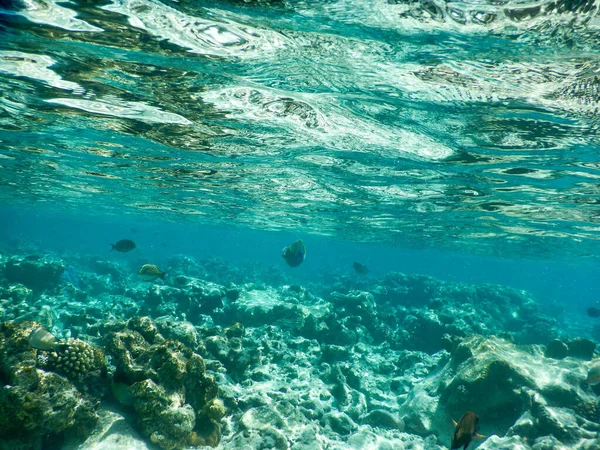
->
545, 339, 569, 360
79, 407, 151, 450
400, 336, 597, 447
205, 335, 230, 361
402, 310, 446, 354
128, 316, 164, 344
224, 321, 245, 338
476, 435, 528, 449
520, 320, 558, 345
3, 255, 65, 291
321, 411, 357, 435
568, 338, 596, 361
155, 317, 198, 349
321, 344, 351, 362
0, 321, 99, 448
360, 409, 405, 431
103, 318, 221, 450
225, 285, 241, 301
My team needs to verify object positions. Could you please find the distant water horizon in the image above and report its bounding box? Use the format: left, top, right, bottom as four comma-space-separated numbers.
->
2, 206, 599, 318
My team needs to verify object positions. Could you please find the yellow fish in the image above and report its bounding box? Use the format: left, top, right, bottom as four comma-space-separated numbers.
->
282, 240, 306, 267
137, 264, 166, 281
586, 361, 600, 385
29, 325, 60, 351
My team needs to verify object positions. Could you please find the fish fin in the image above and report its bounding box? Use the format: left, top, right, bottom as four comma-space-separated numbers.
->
474, 433, 487, 439
452, 419, 458, 427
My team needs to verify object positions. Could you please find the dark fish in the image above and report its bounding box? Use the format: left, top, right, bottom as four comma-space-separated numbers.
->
451, 411, 486, 450
282, 239, 306, 267
138, 264, 166, 281
29, 325, 60, 351
587, 307, 600, 318
353, 262, 369, 274
110, 239, 136, 252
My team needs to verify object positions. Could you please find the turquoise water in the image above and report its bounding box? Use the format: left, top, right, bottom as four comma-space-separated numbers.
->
1, 2, 600, 448
1, 0, 600, 257
1, 0, 600, 308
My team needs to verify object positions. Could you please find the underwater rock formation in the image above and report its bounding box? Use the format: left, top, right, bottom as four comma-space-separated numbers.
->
400, 335, 600, 448
103, 316, 223, 450
2, 254, 66, 292
0, 321, 100, 449
167, 255, 288, 289
0, 250, 588, 449
125, 277, 226, 321
545, 337, 597, 361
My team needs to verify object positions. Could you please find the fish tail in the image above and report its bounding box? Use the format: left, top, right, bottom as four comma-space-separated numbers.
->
160, 272, 166, 280
109, 244, 115, 252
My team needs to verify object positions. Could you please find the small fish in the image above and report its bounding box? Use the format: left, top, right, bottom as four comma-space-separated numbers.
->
587, 307, 600, 318
586, 361, 600, 385
111, 239, 136, 252
29, 325, 60, 351
353, 262, 369, 274
451, 411, 486, 450
282, 240, 306, 267
137, 264, 166, 281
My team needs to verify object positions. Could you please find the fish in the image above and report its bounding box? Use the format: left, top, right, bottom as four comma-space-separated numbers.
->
137, 264, 166, 281
282, 239, 306, 267
587, 307, 600, 318
353, 262, 369, 274
451, 411, 486, 450
28, 325, 60, 351
110, 239, 136, 252
586, 361, 600, 385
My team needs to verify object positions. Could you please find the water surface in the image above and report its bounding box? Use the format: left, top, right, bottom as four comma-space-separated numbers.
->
1, 0, 600, 258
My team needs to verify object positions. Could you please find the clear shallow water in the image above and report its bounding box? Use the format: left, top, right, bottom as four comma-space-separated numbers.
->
2, 2, 600, 442
1, 0, 600, 259
2, 207, 600, 323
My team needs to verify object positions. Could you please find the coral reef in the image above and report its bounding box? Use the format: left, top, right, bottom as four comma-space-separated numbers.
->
38, 338, 105, 381
400, 335, 600, 448
0, 321, 100, 449
1, 255, 65, 292
103, 317, 223, 450
0, 249, 595, 449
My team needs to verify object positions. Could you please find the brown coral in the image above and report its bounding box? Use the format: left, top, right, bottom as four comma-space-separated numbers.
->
103, 317, 224, 450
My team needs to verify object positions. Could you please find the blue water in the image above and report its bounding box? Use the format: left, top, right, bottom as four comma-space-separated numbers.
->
2, 207, 599, 318
1, 1, 600, 316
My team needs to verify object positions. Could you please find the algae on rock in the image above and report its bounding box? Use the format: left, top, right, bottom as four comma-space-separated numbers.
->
400, 335, 600, 448
0, 321, 100, 450
103, 316, 223, 450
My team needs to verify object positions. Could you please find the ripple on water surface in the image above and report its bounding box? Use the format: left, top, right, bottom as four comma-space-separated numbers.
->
0, 0, 600, 256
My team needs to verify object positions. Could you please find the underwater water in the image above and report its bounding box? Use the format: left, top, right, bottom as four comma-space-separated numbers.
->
2, 0, 600, 449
